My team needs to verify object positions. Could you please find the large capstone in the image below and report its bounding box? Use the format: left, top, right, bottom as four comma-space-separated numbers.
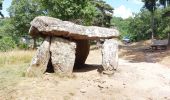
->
74, 40, 90, 69
50, 37, 76, 74
29, 16, 119, 39
102, 39, 118, 75
26, 37, 50, 77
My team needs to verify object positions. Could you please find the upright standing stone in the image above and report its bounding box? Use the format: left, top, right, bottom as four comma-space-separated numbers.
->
102, 39, 118, 75
26, 37, 50, 77
74, 40, 90, 69
50, 37, 76, 74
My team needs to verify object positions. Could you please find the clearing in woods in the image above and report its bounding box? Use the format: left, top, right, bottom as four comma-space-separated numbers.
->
0, 41, 170, 100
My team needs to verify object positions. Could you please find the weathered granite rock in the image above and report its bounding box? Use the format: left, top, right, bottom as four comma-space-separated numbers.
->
26, 37, 50, 77
74, 40, 90, 69
102, 39, 118, 74
50, 37, 76, 74
29, 16, 119, 39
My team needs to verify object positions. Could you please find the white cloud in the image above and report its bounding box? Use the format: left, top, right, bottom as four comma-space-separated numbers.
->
114, 5, 133, 19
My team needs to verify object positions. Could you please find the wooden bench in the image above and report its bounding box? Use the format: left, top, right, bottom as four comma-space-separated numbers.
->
151, 39, 168, 51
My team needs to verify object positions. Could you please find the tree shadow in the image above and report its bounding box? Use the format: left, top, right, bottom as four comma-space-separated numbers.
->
119, 43, 170, 63
73, 64, 103, 73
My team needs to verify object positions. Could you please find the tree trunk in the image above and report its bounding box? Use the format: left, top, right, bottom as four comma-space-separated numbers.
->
151, 12, 155, 41
168, 33, 170, 46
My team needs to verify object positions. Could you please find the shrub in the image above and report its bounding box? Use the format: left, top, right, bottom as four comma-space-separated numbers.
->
0, 37, 16, 52
18, 43, 29, 50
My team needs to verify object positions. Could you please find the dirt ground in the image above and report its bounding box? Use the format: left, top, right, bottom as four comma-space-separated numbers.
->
1, 42, 170, 100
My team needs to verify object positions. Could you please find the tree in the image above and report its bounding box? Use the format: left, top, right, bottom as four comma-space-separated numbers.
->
7, 0, 113, 47
8, 0, 43, 48
8, 0, 102, 48
0, 0, 4, 18
93, 0, 114, 27
128, 9, 152, 41
111, 17, 130, 39
162, 6, 170, 45
159, 0, 170, 45
0, 18, 17, 51
142, 0, 158, 40
8, 0, 43, 37
38, 0, 97, 25
159, 0, 170, 8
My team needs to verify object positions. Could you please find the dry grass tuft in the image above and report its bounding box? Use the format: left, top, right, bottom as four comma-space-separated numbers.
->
0, 50, 35, 66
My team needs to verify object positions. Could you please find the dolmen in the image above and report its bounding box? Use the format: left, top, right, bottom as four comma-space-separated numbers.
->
26, 16, 119, 77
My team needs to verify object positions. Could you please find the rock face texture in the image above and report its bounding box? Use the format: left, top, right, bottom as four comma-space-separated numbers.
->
50, 37, 76, 74
29, 16, 119, 39
26, 37, 50, 77
102, 39, 118, 74
74, 40, 90, 69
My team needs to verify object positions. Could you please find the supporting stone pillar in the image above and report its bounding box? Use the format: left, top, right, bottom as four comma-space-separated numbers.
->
101, 39, 118, 75
26, 37, 50, 77
50, 37, 76, 74
74, 40, 90, 69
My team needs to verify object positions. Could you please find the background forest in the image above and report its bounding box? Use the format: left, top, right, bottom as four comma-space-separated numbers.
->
0, 0, 170, 51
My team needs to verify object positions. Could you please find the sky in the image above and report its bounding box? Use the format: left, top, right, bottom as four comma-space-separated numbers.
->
105, 0, 144, 19
1, 0, 12, 17
1, 0, 144, 19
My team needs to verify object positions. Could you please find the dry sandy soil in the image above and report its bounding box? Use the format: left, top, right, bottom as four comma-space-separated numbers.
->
1, 42, 170, 100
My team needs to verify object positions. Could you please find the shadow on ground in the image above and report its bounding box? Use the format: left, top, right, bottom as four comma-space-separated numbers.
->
119, 42, 170, 63
73, 64, 103, 72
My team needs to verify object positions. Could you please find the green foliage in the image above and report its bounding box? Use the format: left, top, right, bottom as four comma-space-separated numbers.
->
112, 6, 170, 42
3, 0, 169, 44
93, 0, 114, 27
8, 0, 43, 39
0, 37, 16, 52
129, 9, 154, 41
142, 0, 158, 40
5, 0, 113, 46
113, 1, 170, 42
0, 18, 19, 44
142, 0, 158, 13
38, 0, 97, 25
111, 17, 131, 39
18, 43, 29, 50
0, 18, 14, 36
0, 0, 3, 3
